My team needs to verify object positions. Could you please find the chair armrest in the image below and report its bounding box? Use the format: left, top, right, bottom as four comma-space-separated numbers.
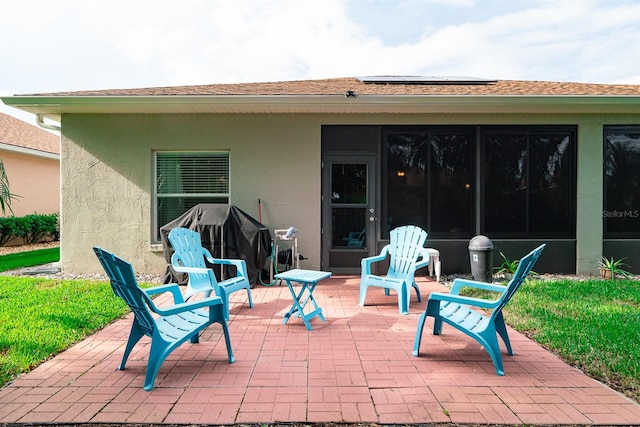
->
172, 264, 210, 275
151, 295, 224, 316
143, 283, 185, 304
344, 231, 358, 240
202, 255, 248, 277
205, 257, 246, 269
450, 278, 508, 295
416, 247, 431, 269
428, 291, 499, 309
361, 245, 390, 274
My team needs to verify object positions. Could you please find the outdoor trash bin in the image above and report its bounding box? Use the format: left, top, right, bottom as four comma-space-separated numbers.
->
468, 235, 494, 283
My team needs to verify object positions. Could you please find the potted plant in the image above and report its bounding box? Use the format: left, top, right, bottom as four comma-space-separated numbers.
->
495, 250, 519, 280
598, 256, 631, 279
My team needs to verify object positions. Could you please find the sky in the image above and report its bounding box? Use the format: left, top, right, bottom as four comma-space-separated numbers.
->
1, 0, 639, 124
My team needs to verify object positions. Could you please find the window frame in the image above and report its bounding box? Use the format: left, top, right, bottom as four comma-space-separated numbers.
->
153, 150, 230, 242
381, 125, 477, 239
603, 125, 640, 239
480, 125, 577, 239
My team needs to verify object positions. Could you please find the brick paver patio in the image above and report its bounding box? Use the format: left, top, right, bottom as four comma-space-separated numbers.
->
1, 275, 639, 425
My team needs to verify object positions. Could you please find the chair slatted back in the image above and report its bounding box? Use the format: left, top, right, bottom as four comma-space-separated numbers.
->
169, 228, 220, 287
492, 244, 545, 318
389, 225, 429, 276
93, 247, 156, 337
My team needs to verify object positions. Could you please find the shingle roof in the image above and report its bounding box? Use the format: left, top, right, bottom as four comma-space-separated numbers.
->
0, 113, 59, 155
29, 77, 640, 97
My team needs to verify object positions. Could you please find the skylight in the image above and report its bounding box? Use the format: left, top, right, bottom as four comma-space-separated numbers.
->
356, 76, 497, 85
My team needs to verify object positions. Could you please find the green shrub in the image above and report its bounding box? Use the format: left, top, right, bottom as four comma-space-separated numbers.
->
0, 217, 19, 246
0, 213, 59, 246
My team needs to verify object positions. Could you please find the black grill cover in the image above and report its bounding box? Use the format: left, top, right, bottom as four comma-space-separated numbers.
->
160, 204, 272, 286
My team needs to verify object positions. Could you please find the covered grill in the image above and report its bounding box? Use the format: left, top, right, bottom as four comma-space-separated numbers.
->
160, 204, 272, 286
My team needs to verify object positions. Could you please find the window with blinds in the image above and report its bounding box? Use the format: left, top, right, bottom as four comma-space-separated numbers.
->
154, 151, 229, 241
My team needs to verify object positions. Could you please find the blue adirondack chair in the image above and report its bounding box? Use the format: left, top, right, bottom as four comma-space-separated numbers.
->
413, 244, 545, 375
343, 228, 366, 247
359, 225, 430, 314
93, 247, 235, 391
168, 227, 253, 320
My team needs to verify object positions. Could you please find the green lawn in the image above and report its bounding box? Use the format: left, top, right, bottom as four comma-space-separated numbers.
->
503, 278, 640, 402
0, 247, 60, 272
0, 276, 128, 387
461, 277, 640, 403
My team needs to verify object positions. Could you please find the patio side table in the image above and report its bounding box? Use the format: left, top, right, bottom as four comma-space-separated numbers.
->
275, 268, 332, 330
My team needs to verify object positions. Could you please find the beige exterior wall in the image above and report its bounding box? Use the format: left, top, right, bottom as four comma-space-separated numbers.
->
60, 112, 639, 275
61, 113, 323, 274
1, 150, 59, 217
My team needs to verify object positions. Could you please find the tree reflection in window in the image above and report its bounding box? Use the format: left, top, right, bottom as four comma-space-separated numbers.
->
604, 127, 640, 237
483, 128, 575, 237
383, 127, 474, 239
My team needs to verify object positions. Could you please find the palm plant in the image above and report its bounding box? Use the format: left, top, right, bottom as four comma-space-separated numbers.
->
0, 159, 15, 215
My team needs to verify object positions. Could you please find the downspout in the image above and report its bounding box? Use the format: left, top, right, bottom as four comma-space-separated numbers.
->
36, 113, 61, 132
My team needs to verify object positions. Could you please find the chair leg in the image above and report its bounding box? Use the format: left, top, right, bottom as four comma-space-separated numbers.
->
245, 285, 254, 309
400, 282, 409, 314
478, 330, 505, 376
219, 319, 236, 364
145, 340, 172, 391
412, 282, 422, 302
394, 280, 409, 314
426, 300, 443, 335
218, 288, 230, 320
412, 310, 429, 356
358, 283, 369, 307
119, 322, 145, 370
209, 304, 235, 363
494, 312, 513, 355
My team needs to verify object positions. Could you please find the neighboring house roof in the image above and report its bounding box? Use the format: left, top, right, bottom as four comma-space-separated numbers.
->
2, 77, 640, 120
0, 113, 59, 159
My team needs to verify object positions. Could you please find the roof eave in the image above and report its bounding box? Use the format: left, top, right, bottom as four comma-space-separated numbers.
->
0, 142, 60, 160
3, 94, 640, 121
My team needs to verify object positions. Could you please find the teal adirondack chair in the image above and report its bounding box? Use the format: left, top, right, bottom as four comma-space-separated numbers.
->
359, 225, 430, 314
343, 228, 366, 247
168, 227, 253, 320
93, 247, 235, 391
413, 244, 545, 375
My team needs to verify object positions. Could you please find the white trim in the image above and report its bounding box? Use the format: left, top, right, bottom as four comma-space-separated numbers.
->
3, 94, 640, 122
0, 142, 59, 160
36, 113, 61, 132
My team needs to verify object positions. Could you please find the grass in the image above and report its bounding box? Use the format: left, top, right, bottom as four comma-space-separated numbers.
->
0, 276, 128, 387
462, 277, 640, 403
0, 247, 60, 272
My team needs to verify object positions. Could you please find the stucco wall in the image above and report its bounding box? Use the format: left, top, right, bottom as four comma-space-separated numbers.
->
61, 113, 323, 274
1, 150, 59, 217
60, 112, 639, 275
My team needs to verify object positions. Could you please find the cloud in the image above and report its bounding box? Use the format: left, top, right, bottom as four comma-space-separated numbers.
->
1, 0, 639, 102
382, 0, 640, 83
